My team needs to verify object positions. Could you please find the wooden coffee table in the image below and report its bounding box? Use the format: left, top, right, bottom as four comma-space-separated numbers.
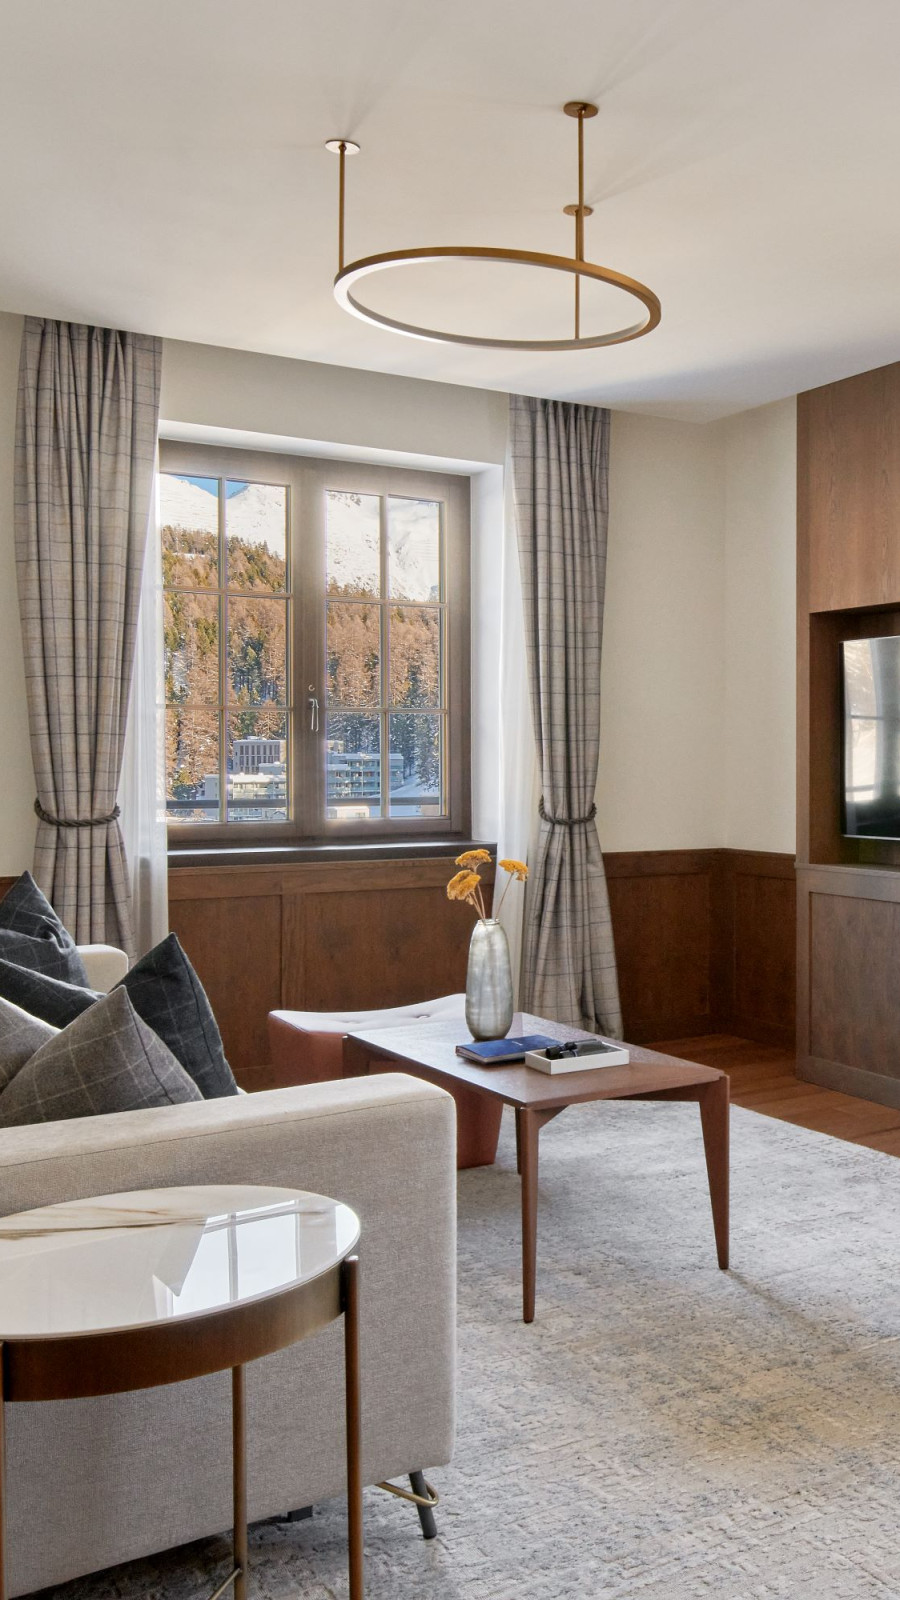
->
343, 1013, 728, 1323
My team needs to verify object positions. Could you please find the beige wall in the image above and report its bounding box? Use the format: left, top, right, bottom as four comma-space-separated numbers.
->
722, 398, 797, 854
160, 338, 509, 467
598, 412, 727, 851
0, 311, 34, 874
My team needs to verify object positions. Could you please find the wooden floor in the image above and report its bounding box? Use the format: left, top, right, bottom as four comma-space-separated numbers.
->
653, 1033, 900, 1157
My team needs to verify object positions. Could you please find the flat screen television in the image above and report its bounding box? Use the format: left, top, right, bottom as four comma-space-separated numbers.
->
843, 635, 900, 839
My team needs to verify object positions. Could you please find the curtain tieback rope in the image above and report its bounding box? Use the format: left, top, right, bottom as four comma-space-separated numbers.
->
34, 800, 120, 828
538, 796, 597, 826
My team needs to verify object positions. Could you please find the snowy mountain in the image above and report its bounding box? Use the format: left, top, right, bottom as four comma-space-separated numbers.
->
159, 474, 217, 536
160, 475, 439, 599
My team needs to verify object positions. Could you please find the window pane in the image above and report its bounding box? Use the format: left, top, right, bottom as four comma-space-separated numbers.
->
326, 601, 380, 707
160, 474, 218, 589
226, 597, 288, 706
226, 481, 287, 592
227, 711, 288, 823
389, 713, 443, 817
166, 707, 220, 823
387, 497, 441, 602
164, 592, 219, 705
327, 491, 381, 599
326, 713, 382, 820
389, 606, 441, 708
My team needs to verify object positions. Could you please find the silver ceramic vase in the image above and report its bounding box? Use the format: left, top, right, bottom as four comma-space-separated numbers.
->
465, 918, 514, 1041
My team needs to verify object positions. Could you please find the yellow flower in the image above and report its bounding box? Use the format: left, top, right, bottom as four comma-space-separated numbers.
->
499, 858, 528, 881
455, 848, 492, 869
447, 869, 482, 903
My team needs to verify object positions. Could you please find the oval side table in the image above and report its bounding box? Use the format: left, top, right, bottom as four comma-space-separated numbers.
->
0, 1183, 363, 1600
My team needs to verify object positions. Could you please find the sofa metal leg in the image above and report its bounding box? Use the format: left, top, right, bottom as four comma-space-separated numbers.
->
375, 1472, 439, 1539
409, 1471, 438, 1540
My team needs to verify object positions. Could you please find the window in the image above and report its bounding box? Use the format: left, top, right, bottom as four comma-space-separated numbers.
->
159, 444, 470, 843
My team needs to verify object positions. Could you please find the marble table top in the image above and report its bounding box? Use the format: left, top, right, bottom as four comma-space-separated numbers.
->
0, 1185, 359, 1340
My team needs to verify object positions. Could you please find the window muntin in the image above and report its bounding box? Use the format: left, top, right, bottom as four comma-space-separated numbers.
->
324, 491, 446, 823
159, 446, 470, 843
161, 474, 290, 825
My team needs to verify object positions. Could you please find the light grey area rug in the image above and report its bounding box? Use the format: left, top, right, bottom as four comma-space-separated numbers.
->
41, 1101, 900, 1599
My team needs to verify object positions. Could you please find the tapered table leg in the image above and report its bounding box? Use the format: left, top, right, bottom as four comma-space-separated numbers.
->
343, 1256, 364, 1600
698, 1075, 730, 1269
517, 1109, 542, 1324
232, 1365, 247, 1600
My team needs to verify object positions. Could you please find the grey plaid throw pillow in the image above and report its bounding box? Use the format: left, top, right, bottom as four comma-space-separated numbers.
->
0, 934, 238, 1099
0, 960, 98, 1027
0, 996, 57, 1092
0, 872, 89, 984
0, 987, 202, 1127
117, 934, 238, 1099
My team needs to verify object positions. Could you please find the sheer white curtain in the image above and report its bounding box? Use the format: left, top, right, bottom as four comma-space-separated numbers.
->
119, 458, 168, 956
494, 453, 538, 1002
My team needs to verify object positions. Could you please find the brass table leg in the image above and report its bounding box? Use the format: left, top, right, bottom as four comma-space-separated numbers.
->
233, 1364, 247, 1600
343, 1256, 364, 1600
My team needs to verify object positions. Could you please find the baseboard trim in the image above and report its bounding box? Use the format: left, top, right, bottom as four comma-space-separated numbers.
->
798, 1054, 900, 1111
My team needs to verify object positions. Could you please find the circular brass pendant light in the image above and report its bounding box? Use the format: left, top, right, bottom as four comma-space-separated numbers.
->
325, 104, 661, 352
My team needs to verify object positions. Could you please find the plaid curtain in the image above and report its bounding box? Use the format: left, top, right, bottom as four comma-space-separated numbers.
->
509, 393, 622, 1035
14, 319, 162, 956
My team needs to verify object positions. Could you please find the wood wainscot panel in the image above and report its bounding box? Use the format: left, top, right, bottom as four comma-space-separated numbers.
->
168, 884, 282, 1079
605, 848, 796, 1046
798, 864, 900, 1109
605, 851, 715, 1041
281, 856, 484, 1012
720, 852, 796, 1047
169, 855, 486, 1077
0, 877, 16, 903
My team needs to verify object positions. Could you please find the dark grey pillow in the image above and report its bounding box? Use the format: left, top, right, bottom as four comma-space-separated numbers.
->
0, 959, 98, 1028
0, 872, 88, 984
0, 996, 57, 1092
116, 934, 238, 1099
0, 987, 202, 1127
0, 934, 238, 1099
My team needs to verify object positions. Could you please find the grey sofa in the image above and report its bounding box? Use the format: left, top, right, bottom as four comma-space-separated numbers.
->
0, 1068, 457, 1595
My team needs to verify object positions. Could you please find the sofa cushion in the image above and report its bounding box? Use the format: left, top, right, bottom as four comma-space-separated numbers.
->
0, 996, 57, 1092
0, 987, 203, 1127
0, 872, 89, 984
0, 935, 238, 1099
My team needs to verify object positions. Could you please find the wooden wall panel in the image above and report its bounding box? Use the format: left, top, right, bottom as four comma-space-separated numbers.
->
169, 857, 481, 1075
721, 852, 796, 1047
285, 886, 471, 1013
800, 363, 900, 612
605, 852, 714, 1040
607, 848, 796, 1046
168, 892, 282, 1074
796, 864, 900, 1108
3, 853, 797, 1071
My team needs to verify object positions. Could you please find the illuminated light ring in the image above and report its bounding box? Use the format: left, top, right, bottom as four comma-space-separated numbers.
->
333, 245, 661, 352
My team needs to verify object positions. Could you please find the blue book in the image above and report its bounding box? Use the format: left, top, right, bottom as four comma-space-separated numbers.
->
455, 1035, 559, 1066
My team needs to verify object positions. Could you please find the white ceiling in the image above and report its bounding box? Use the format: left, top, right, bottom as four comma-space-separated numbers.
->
2, 0, 900, 419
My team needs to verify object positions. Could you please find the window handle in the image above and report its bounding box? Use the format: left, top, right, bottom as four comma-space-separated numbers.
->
308, 688, 320, 733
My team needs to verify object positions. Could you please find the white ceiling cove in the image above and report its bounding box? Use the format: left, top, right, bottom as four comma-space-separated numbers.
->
2, 0, 900, 418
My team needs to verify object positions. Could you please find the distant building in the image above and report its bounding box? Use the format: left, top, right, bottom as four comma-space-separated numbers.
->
232, 737, 286, 774
326, 745, 402, 799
